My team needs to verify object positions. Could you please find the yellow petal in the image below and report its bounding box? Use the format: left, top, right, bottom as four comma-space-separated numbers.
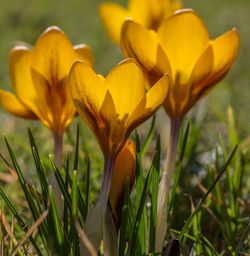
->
74, 44, 94, 66
157, 9, 209, 84
128, 0, 152, 26
69, 61, 108, 148
9, 46, 37, 104
105, 59, 145, 119
109, 140, 136, 220
8, 46, 59, 130
170, 1, 183, 13
104, 59, 145, 119
0, 89, 37, 119
121, 20, 170, 82
207, 29, 240, 86
99, 3, 130, 44
129, 0, 181, 28
31, 26, 81, 83
164, 45, 213, 118
97, 59, 147, 151
70, 60, 106, 112
191, 45, 213, 87
145, 73, 169, 111
128, 73, 168, 130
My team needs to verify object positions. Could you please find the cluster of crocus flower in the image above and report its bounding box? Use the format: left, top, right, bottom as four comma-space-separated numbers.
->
0, 0, 240, 254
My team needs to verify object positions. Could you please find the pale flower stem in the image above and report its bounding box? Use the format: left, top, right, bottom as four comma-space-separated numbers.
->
54, 132, 63, 167
98, 157, 115, 212
155, 118, 181, 252
48, 132, 64, 217
82, 156, 115, 255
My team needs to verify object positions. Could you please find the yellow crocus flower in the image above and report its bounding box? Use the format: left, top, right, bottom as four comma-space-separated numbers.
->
69, 58, 168, 252
0, 26, 93, 135
121, 9, 240, 119
109, 139, 136, 226
121, 9, 240, 251
69, 58, 168, 159
100, 0, 182, 44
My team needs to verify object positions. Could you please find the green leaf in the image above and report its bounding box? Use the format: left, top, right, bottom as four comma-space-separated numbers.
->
149, 136, 161, 253
49, 156, 72, 212
129, 165, 152, 255
28, 129, 48, 206
72, 170, 78, 220
178, 145, 238, 240
119, 179, 131, 256
134, 131, 147, 253
4, 135, 48, 241
141, 115, 156, 157
0, 187, 43, 256
85, 154, 90, 213
73, 124, 80, 171
49, 186, 64, 246
168, 122, 190, 217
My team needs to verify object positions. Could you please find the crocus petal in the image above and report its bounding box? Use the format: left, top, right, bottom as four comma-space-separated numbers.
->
9, 47, 55, 130
128, 0, 152, 26
99, 3, 130, 44
31, 26, 83, 84
157, 9, 209, 84
145, 73, 169, 112
121, 20, 170, 83
9, 47, 37, 104
165, 45, 213, 118
74, 44, 94, 66
207, 29, 240, 87
70, 61, 106, 112
109, 140, 136, 221
104, 59, 145, 118
129, 0, 181, 28
171, 1, 183, 12
0, 89, 37, 119
8, 46, 48, 119
128, 73, 169, 130
191, 45, 214, 87
69, 61, 108, 148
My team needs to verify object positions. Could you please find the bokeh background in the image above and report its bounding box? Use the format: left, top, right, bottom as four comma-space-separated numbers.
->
0, 0, 249, 133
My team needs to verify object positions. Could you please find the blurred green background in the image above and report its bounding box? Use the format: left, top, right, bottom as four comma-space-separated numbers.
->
0, 1, 249, 251
0, 0, 249, 140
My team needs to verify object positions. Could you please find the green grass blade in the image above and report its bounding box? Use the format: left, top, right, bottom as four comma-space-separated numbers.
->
85, 154, 90, 213
129, 167, 152, 255
63, 153, 70, 234
178, 145, 238, 240
48, 186, 64, 246
72, 170, 78, 220
134, 132, 147, 253
178, 122, 190, 163
235, 221, 250, 255
149, 136, 161, 253
4, 136, 48, 239
73, 124, 80, 171
141, 115, 156, 157
168, 122, 190, 217
119, 179, 131, 256
64, 168, 87, 221
49, 156, 72, 211
0, 187, 43, 256
28, 129, 48, 204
